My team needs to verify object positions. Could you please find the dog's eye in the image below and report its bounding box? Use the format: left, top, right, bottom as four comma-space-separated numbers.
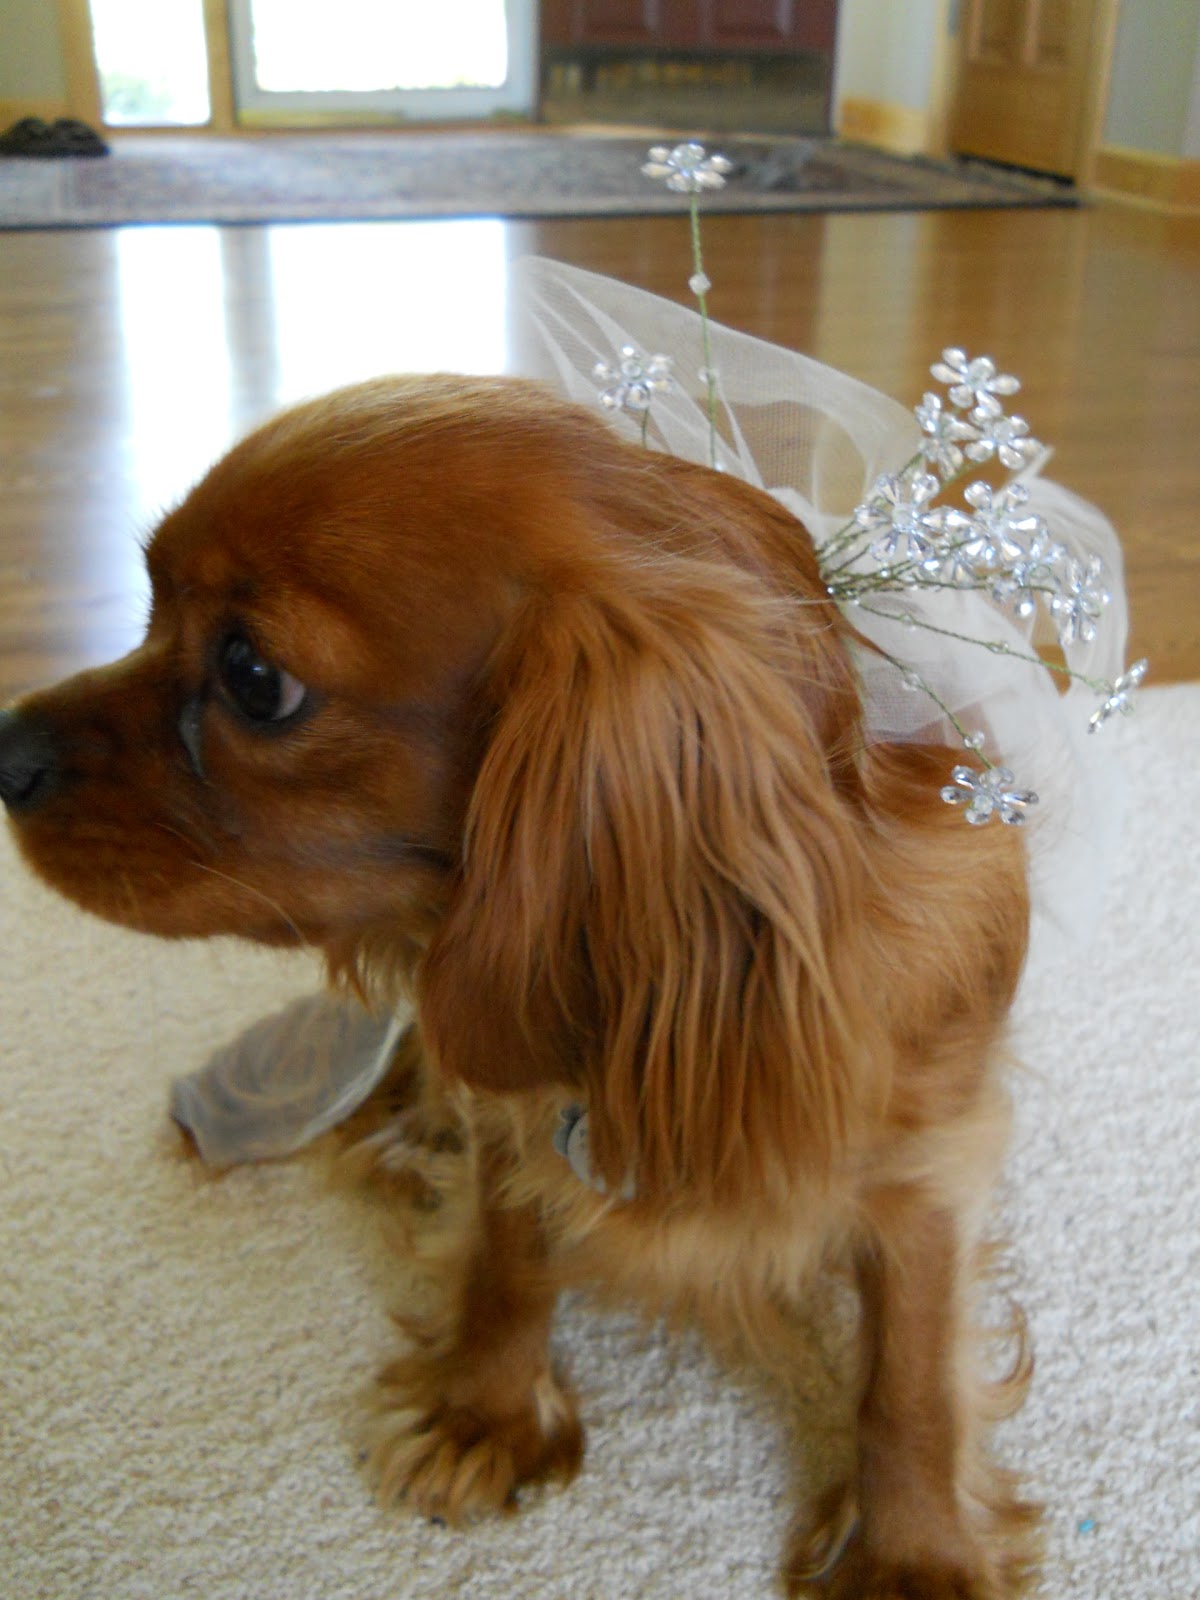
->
219, 636, 307, 723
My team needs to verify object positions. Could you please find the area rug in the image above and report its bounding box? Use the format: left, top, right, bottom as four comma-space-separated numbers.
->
1, 685, 1193, 1600
0, 131, 1075, 230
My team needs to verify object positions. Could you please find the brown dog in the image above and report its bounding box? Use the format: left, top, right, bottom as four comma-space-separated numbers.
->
0, 375, 1039, 1596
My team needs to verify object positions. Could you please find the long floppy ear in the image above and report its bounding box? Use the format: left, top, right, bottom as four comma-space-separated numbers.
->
417, 558, 878, 1206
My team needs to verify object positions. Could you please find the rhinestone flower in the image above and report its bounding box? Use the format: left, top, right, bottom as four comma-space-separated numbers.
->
593, 345, 674, 414
915, 392, 980, 478
1050, 554, 1111, 646
965, 411, 1043, 470
931, 349, 1021, 418
1089, 658, 1149, 732
854, 472, 944, 566
988, 527, 1066, 618
940, 765, 1039, 826
642, 142, 734, 193
947, 481, 1047, 577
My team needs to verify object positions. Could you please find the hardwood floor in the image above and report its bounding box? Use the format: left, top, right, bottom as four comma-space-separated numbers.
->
0, 198, 1197, 701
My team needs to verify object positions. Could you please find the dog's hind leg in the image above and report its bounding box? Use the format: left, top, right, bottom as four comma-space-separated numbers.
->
786, 1186, 1039, 1598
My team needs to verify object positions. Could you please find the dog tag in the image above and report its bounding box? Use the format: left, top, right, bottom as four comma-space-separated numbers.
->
552, 1104, 635, 1200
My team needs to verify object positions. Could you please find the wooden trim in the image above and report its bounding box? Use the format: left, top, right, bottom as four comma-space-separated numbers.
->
234, 109, 479, 130
1176, 161, 1200, 210
201, 0, 237, 132
55, 0, 104, 126
1091, 146, 1200, 214
0, 97, 72, 126
1073, 0, 1123, 186
923, 0, 956, 160
837, 96, 931, 157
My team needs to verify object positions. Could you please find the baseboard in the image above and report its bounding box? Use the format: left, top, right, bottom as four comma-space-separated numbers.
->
0, 99, 72, 130
1091, 145, 1200, 213
836, 96, 931, 157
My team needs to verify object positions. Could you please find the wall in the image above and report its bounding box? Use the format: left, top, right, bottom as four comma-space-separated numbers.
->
0, 0, 68, 110
832, 0, 950, 153
1185, 44, 1200, 157
1091, 0, 1200, 204
833, 0, 943, 111
1103, 0, 1200, 156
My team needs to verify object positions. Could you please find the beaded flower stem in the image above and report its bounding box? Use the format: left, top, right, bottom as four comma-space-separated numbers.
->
640, 142, 732, 468
863, 641, 992, 766
689, 194, 719, 469
852, 599, 1112, 694
621, 149, 1145, 817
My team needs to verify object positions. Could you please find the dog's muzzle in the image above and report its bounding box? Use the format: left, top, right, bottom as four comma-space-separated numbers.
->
0, 708, 60, 812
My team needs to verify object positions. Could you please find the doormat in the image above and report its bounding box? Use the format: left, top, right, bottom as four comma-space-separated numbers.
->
0, 131, 1076, 231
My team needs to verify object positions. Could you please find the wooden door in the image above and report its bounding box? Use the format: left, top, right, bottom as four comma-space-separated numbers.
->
541, 1, 838, 55
949, 0, 1104, 178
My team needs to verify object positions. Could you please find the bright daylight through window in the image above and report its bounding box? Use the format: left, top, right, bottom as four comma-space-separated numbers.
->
247, 0, 510, 93
89, 0, 211, 125
86, 0, 512, 125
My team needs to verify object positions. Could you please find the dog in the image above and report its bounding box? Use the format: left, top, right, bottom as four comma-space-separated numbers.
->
0, 373, 1040, 1597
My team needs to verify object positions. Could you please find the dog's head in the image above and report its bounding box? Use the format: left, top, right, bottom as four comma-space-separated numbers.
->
1, 374, 889, 1198
0, 377, 592, 949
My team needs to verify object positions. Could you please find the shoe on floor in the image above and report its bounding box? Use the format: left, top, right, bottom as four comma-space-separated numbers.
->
0, 116, 109, 158
50, 119, 111, 157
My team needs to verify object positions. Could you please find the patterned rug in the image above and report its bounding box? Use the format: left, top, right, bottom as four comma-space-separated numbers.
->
0, 131, 1075, 230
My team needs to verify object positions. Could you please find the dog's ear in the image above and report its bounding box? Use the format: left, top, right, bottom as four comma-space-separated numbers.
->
417, 560, 875, 1205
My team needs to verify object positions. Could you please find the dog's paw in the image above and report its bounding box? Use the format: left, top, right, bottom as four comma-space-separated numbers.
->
364, 1360, 584, 1522
784, 1481, 859, 1591
788, 1547, 1002, 1600
784, 1476, 1037, 1599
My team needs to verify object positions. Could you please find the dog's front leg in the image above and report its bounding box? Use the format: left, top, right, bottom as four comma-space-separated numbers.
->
364, 1134, 584, 1522
788, 1188, 1037, 1598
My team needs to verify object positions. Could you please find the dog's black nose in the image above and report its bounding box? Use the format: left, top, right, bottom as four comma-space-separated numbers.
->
0, 709, 59, 811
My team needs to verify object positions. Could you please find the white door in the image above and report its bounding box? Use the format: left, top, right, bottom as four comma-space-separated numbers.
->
227, 0, 539, 122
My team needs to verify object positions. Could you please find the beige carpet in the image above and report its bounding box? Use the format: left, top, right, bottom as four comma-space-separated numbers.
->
1, 684, 1196, 1599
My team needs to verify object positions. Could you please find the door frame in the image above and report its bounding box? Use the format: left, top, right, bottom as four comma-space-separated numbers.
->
54, 0, 538, 132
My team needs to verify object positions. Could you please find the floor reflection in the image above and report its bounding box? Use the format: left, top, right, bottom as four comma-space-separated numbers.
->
264, 219, 510, 402
115, 219, 513, 527
94, 219, 513, 673
117, 227, 236, 531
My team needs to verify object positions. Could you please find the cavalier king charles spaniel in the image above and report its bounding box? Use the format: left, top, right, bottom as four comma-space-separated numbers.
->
0, 375, 1040, 1597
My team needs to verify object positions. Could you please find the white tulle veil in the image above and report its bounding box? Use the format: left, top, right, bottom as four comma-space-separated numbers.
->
172, 255, 1136, 1164
510, 256, 1130, 968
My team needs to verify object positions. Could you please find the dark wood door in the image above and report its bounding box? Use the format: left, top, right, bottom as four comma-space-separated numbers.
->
541, 1, 838, 55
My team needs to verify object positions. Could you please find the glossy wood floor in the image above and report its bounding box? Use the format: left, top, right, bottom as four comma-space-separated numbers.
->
1, 199, 1197, 701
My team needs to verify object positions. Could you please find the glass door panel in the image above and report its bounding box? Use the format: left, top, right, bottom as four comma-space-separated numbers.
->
88, 0, 211, 126
228, 0, 537, 121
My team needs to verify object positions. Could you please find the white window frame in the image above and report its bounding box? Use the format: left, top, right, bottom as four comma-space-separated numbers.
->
226, 0, 539, 122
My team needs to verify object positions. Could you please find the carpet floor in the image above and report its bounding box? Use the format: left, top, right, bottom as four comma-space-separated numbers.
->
1, 684, 1195, 1599
0, 131, 1076, 230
